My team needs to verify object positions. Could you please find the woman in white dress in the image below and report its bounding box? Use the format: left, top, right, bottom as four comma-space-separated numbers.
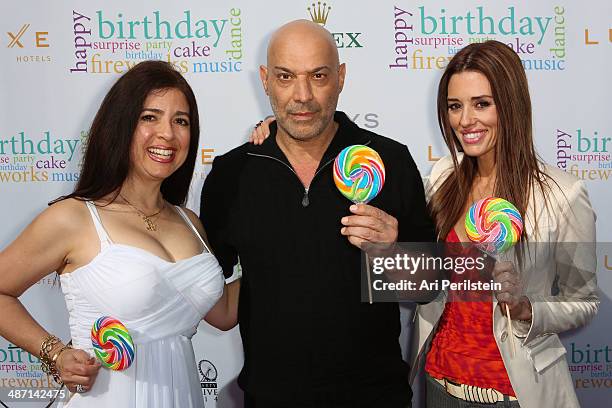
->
0, 60, 239, 407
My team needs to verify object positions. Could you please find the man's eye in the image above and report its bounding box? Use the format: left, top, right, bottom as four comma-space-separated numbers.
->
313, 73, 326, 80
278, 74, 292, 81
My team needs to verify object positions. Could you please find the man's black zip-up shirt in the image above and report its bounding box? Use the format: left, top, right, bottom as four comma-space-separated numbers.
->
200, 112, 435, 406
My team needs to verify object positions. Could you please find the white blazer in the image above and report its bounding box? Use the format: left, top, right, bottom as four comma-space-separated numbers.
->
409, 154, 599, 408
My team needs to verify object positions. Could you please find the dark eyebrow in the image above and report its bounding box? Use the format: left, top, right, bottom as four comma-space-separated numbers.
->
447, 95, 493, 102
141, 108, 190, 117
272, 66, 294, 74
309, 66, 330, 73
273, 66, 330, 74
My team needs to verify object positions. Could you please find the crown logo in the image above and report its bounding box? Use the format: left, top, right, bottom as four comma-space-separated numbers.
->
308, 2, 331, 26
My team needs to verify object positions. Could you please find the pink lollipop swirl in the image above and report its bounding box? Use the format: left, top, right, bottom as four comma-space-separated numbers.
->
464, 197, 523, 255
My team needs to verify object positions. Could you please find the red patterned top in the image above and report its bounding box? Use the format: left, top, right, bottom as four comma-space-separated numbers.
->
424, 228, 516, 396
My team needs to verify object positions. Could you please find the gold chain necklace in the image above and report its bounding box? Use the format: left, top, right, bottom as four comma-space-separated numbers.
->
119, 193, 165, 232
471, 174, 496, 202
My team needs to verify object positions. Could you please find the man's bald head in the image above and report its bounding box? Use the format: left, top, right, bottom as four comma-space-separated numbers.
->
260, 19, 345, 142
266, 19, 339, 68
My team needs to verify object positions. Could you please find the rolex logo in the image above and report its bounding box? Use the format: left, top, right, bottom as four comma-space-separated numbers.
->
308, 2, 331, 26
305, 1, 364, 49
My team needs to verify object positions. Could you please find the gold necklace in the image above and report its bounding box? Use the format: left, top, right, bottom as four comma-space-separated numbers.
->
471, 174, 496, 202
119, 193, 165, 232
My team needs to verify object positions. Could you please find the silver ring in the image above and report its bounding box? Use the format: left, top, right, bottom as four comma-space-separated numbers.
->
75, 384, 86, 393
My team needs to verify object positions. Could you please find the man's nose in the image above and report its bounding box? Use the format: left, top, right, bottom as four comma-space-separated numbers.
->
292, 76, 314, 103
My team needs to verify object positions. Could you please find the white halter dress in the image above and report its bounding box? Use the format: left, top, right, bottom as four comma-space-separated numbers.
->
58, 201, 224, 407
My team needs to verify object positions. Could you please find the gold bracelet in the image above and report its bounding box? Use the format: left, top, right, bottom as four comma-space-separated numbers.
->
39, 334, 65, 385
52, 343, 73, 366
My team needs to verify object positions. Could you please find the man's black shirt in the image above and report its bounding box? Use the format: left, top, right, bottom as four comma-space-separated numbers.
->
200, 112, 435, 406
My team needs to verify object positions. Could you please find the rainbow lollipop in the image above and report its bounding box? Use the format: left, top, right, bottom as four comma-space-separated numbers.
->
465, 197, 523, 256
333, 145, 385, 204
91, 316, 134, 371
464, 197, 523, 357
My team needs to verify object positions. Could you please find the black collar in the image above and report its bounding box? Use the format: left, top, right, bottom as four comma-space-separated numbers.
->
247, 111, 371, 169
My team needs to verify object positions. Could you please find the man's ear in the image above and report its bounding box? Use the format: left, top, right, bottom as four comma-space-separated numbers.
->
259, 65, 269, 95
338, 63, 346, 93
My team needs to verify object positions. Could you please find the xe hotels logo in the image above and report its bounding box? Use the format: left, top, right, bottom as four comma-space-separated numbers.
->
307, 2, 363, 49
69, 8, 244, 74
389, 4, 567, 71
5, 23, 51, 63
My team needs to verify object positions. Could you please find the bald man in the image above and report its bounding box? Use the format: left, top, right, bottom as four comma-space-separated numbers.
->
200, 20, 434, 407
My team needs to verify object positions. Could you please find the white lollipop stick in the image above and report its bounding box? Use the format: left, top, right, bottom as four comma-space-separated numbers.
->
505, 303, 515, 357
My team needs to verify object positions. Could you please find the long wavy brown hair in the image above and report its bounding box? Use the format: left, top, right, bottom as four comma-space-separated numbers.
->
429, 40, 551, 241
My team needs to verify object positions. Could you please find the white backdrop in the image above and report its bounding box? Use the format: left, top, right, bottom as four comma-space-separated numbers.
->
1, 1, 610, 406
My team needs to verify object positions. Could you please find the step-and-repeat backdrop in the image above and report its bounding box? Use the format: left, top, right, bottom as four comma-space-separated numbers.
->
1, 1, 610, 406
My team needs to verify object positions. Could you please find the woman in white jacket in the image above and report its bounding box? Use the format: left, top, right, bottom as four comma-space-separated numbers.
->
409, 40, 598, 408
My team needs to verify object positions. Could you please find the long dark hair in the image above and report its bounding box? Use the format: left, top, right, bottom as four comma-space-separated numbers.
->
429, 40, 550, 241
61, 60, 199, 205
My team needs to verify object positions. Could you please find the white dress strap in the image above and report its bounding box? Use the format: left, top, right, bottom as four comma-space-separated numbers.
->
84, 201, 112, 249
174, 206, 211, 254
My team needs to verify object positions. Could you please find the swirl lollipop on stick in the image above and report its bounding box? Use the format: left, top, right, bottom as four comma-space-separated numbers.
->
91, 316, 135, 370
334, 145, 386, 304
464, 197, 524, 357
333, 145, 385, 204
